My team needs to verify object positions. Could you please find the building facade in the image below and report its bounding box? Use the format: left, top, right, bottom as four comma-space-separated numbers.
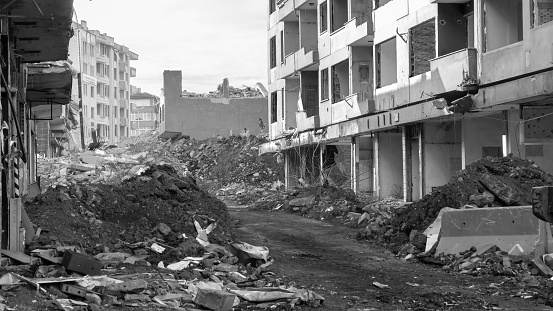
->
69, 21, 138, 145
261, 0, 553, 200
130, 92, 160, 136
0, 0, 74, 250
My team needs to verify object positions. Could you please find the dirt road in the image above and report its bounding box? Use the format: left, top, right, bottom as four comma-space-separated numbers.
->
230, 209, 553, 311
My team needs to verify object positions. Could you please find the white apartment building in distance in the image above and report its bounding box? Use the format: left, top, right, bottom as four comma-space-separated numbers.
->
69, 20, 138, 145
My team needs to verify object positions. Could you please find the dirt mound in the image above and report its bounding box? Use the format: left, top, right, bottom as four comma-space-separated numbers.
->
27, 164, 234, 255
385, 156, 553, 244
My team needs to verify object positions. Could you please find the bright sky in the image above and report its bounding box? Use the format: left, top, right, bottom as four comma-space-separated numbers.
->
73, 0, 268, 96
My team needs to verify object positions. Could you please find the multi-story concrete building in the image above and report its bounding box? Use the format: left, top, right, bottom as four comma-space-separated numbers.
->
130, 92, 160, 136
261, 0, 553, 201
69, 20, 138, 145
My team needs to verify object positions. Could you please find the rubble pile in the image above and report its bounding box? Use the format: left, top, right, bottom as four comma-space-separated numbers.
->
27, 164, 234, 254
182, 85, 264, 98
38, 132, 284, 197
375, 156, 553, 247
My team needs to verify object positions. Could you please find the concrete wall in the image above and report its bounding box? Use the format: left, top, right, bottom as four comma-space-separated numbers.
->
423, 121, 462, 195
163, 71, 268, 140
284, 21, 300, 56
376, 131, 403, 198
437, 4, 467, 57
462, 113, 505, 168
507, 109, 553, 175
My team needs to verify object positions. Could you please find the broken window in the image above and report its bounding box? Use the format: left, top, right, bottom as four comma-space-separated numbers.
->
270, 36, 277, 69
531, 0, 553, 27
331, 60, 349, 104
271, 92, 278, 123
410, 19, 436, 77
376, 38, 397, 88
330, 0, 348, 33
270, 0, 276, 14
320, 68, 329, 101
484, 0, 523, 52
320, 2, 328, 33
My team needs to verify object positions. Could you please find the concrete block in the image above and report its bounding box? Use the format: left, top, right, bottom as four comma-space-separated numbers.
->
530, 258, 553, 277
62, 251, 103, 276
194, 288, 235, 311
107, 279, 148, 294
436, 206, 553, 257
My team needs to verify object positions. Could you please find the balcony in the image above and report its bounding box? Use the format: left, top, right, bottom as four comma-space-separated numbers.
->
96, 74, 109, 84
97, 54, 109, 63
330, 18, 374, 53
119, 80, 128, 90
130, 67, 136, 77
410, 48, 477, 99
296, 112, 320, 132
278, 48, 319, 79
320, 93, 375, 127
119, 99, 129, 108
118, 61, 127, 70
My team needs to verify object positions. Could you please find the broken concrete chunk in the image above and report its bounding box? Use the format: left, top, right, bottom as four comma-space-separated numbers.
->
289, 196, 315, 207
479, 175, 520, 205
227, 272, 248, 283
85, 293, 102, 306
194, 288, 236, 311
530, 258, 553, 277
107, 279, 148, 294
409, 230, 427, 251
157, 223, 172, 235
124, 293, 151, 302
94, 252, 131, 262
213, 263, 238, 273
475, 244, 499, 256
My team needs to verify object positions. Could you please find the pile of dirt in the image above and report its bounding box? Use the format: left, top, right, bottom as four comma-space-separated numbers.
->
27, 164, 234, 256
384, 156, 553, 245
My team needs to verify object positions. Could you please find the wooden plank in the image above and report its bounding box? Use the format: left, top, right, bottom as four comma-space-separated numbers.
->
0, 249, 39, 265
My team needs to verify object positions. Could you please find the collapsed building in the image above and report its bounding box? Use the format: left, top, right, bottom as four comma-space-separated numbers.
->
261, 0, 553, 201
160, 71, 269, 140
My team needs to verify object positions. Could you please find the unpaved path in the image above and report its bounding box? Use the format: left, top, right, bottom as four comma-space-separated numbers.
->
230, 209, 553, 311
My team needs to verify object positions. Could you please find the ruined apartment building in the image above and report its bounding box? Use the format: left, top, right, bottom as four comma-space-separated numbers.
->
160, 71, 268, 140
68, 20, 138, 145
260, 0, 553, 200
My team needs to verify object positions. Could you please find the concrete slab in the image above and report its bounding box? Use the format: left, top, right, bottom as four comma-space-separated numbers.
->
436, 206, 553, 257
80, 153, 103, 166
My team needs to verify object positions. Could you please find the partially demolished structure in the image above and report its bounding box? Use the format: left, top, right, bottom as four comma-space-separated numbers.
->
261, 0, 553, 202
0, 0, 74, 252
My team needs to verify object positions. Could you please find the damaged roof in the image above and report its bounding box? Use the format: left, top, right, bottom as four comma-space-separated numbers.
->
9, 0, 74, 63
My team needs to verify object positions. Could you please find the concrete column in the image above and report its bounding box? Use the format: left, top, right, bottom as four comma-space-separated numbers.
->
351, 137, 358, 192
373, 135, 380, 196
284, 150, 290, 190
402, 126, 412, 202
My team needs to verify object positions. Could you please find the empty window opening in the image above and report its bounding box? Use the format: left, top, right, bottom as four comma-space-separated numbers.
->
332, 60, 350, 103
376, 38, 397, 88
374, 0, 393, 10
410, 19, 436, 77
531, 0, 553, 27
280, 30, 285, 63
330, 0, 348, 33
271, 92, 278, 123
320, 68, 329, 101
283, 21, 300, 58
438, 2, 474, 56
484, 0, 523, 52
320, 1, 328, 33
301, 71, 319, 117
270, 36, 277, 69
270, 0, 276, 14
300, 9, 318, 52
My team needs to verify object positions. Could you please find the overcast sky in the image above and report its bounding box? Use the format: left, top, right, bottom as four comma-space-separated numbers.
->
73, 0, 268, 96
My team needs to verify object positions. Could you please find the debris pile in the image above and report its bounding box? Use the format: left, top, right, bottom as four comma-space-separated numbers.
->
28, 164, 234, 254
182, 85, 264, 98
378, 156, 553, 247
38, 131, 284, 196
